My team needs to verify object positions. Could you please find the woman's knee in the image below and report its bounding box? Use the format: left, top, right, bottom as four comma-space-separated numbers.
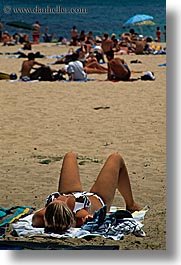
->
108, 153, 125, 164
108, 152, 121, 159
64, 152, 77, 160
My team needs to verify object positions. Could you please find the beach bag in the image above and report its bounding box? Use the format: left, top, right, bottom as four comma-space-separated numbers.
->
52, 70, 66, 81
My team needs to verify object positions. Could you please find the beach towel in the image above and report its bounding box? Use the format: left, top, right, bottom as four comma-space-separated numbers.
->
158, 63, 166, 67
0, 206, 34, 238
8, 78, 96, 83
8, 79, 40, 83
153, 50, 166, 55
10, 205, 149, 241
62, 78, 96, 82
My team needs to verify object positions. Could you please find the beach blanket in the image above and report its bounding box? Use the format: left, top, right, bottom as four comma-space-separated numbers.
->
11, 205, 149, 241
62, 78, 96, 82
8, 79, 39, 83
158, 63, 166, 67
0, 206, 34, 238
0, 239, 119, 250
8, 78, 96, 83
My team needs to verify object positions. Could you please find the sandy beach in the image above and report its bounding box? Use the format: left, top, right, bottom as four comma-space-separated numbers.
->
0, 42, 166, 250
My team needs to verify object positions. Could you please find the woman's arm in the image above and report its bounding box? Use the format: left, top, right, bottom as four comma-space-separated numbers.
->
32, 208, 46, 227
75, 209, 93, 227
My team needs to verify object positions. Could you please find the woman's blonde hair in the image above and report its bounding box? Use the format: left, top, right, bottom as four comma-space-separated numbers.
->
44, 201, 75, 233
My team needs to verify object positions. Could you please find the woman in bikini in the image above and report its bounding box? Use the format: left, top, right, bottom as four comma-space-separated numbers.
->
83, 51, 108, 74
32, 152, 142, 233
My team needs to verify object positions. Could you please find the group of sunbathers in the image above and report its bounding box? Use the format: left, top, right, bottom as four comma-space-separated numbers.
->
19, 38, 131, 82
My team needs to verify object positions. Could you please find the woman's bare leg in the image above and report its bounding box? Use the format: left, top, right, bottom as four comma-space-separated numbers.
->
58, 152, 83, 193
90, 153, 141, 212
84, 67, 107, 74
87, 61, 108, 71
84, 61, 108, 74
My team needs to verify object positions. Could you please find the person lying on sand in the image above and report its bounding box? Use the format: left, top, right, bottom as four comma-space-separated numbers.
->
106, 50, 131, 81
84, 61, 108, 74
61, 51, 107, 77
32, 152, 142, 232
83, 51, 108, 74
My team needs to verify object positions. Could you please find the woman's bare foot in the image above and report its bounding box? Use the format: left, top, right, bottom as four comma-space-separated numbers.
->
126, 202, 143, 213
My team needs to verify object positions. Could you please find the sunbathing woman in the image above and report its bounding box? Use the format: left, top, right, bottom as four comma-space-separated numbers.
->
83, 51, 108, 74
32, 152, 142, 233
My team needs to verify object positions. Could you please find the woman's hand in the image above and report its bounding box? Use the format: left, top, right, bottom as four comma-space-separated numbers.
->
84, 214, 93, 223
75, 209, 93, 227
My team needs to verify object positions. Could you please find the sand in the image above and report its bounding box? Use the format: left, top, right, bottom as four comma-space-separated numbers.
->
0, 43, 166, 250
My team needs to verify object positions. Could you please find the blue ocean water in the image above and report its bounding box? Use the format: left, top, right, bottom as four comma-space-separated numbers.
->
0, 0, 166, 41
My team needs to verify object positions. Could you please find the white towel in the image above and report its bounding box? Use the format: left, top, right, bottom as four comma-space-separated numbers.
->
11, 206, 149, 241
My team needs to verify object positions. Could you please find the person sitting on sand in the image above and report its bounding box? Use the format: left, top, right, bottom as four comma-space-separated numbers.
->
20, 52, 52, 81
132, 39, 146, 55
22, 40, 32, 50
78, 30, 87, 43
106, 50, 131, 81
86, 31, 95, 45
32, 152, 142, 231
85, 50, 98, 64
42, 26, 52, 42
117, 37, 135, 55
61, 52, 87, 81
70, 25, 79, 46
2, 31, 15, 46
92, 44, 105, 63
63, 49, 107, 75
83, 31, 95, 53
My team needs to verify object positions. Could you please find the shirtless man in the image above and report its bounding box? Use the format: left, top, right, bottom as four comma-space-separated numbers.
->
70, 25, 79, 46
101, 32, 114, 54
106, 50, 131, 81
20, 52, 45, 80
